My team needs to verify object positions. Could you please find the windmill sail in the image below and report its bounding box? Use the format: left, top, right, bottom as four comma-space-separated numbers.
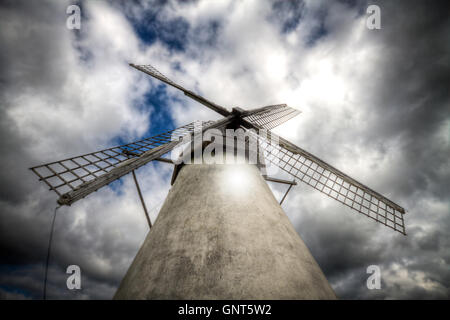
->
130, 64, 230, 117
130, 65, 301, 130
247, 128, 406, 234
242, 104, 301, 130
30, 61, 405, 235
30, 120, 227, 206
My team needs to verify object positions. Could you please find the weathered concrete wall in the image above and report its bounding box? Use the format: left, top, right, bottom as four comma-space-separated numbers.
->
114, 164, 336, 299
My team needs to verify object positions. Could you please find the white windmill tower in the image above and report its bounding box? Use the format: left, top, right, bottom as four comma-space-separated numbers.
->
31, 63, 406, 299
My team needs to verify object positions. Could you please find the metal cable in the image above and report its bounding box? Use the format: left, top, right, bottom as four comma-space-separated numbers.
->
43, 205, 61, 300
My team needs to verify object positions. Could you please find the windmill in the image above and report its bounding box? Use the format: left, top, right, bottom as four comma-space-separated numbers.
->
30, 63, 406, 299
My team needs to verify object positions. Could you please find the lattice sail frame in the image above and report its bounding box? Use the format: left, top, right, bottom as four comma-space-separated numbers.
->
249, 129, 406, 234
30, 61, 406, 234
131, 64, 186, 92
30, 122, 209, 198
243, 104, 301, 130
131, 64, 301, 131
130, 64, 230, 117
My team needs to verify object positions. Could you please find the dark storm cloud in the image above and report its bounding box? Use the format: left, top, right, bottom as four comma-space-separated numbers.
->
270, 0, 306, 33
0, 1, 71, 289
0, 0, 64, 204
0, 0, 158, 299
270, 0, 449, 299
0, 0, 70, 292
367, 0, 450, 201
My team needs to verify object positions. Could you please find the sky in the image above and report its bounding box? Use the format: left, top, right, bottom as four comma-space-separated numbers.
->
0, 0, 449, 299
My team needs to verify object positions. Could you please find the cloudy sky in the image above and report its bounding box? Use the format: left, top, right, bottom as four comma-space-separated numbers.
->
0, 0, 449, 299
